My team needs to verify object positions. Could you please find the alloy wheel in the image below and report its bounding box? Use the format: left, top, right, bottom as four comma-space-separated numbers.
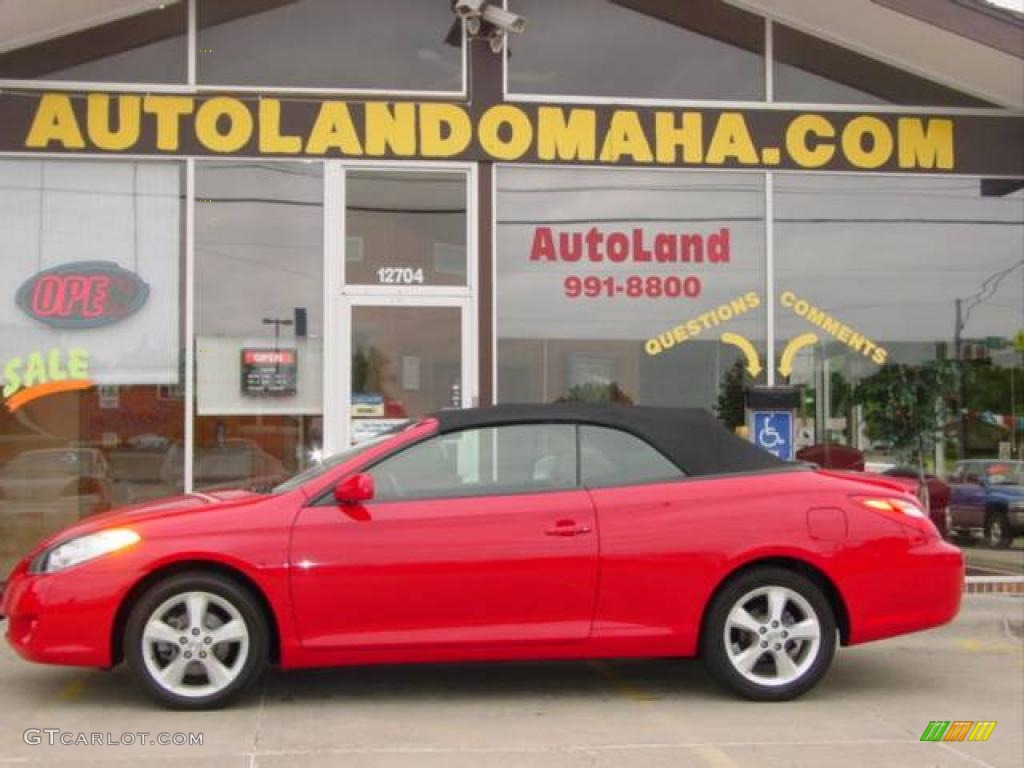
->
722, 585, 822, 687
141, 590, 250, 699
989, 520, 1003, 545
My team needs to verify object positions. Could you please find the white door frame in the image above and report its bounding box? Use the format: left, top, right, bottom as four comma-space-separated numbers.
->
323, 161, 478, 452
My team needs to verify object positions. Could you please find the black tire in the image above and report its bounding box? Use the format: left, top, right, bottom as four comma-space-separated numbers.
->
944, 516, 969, 545
985, 511, 1013, 549
947, 530, 970, 546
124, 571, 268, 710
702, 567, 837, 701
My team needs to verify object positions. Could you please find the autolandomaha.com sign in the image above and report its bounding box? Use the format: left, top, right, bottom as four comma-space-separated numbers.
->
0, 91, 1021, 175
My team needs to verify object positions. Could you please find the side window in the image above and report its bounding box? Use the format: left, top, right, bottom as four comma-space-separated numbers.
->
948, 463, 966, 483
370, 424, 577, 502
580, 426, 684, 489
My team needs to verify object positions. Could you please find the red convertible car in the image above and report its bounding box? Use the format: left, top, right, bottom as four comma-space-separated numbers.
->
3, 405, 963, 709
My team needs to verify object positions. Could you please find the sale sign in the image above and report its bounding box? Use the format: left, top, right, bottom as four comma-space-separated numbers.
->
15, 260, 150, 329
2, 347, 93, 412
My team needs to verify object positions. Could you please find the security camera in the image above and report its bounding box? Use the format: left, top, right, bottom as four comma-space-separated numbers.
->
453, 0, 485, 19
481, 4, 526, 34
450, 1, 525, 50
452, 1, 526, 35
487, 29, 506, 54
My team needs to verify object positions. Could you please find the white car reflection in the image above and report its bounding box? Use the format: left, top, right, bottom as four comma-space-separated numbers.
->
0, 448, 115, 575
0, 448, 113, 515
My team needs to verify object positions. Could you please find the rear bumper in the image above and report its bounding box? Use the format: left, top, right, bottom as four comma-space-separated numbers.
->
3, 563, 119, 668
846, 538, 964, 645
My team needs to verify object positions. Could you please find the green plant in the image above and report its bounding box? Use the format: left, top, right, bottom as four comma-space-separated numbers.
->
715, 359, 747, 430
558, 381, 634, 404
351, 346, 388, 394
853, 361, 956, 466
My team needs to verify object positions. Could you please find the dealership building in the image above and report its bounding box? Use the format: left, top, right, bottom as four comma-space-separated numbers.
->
0, 0, 1022, 574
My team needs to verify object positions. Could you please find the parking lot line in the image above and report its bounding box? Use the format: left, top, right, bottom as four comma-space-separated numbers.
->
955, 638, 1022, 654
587, 660, 659, 702
692, 744, 743, 768
28, 676, 86, 719
935, 741, 1002, 768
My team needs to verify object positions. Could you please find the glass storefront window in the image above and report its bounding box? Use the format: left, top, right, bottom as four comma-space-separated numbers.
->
0, 159, 184, 576
345, 171, 468, 287
198, 0, 463, 92
772, 23, 989, 107
775, 175, 1023, 468
195, 161, 324, 491
507, 0, 764, 101
496, 167, 766, 423
0, 2, 187, 83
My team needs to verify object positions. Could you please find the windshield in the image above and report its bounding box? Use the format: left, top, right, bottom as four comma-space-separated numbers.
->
270, 429, 407, 494
985, 462, 1024, 486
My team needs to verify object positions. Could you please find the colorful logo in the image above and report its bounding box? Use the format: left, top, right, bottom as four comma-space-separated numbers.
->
16, 260, 149, 329
920, 721, 996, 742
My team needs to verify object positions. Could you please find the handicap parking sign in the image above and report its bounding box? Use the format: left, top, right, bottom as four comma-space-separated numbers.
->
752, 410, 794, 461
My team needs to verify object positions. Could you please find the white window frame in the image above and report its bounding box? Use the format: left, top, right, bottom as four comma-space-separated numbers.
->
499, 0, 1012, 115
0, 0, 469, 99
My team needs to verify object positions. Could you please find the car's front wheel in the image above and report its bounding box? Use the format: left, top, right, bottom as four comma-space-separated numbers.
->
703, 567, 836, 701
124, 571, 268, 709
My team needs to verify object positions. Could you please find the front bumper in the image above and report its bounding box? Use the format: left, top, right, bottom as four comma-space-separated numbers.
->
1007, 507, 1024, 531
3, 559, 121, 668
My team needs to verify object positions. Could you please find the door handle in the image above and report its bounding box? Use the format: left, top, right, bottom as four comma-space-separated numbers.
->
545, 519, 592, 536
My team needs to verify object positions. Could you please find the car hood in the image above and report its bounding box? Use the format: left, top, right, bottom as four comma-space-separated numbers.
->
26, 489, 269, 554
989, 483, 1024, 499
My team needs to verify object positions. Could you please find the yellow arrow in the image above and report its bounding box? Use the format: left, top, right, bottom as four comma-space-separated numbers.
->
779, 333, 819, 377
721, 332, 762, 377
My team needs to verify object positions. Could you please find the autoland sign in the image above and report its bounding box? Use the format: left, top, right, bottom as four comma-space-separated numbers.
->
0, 90, 1022, 176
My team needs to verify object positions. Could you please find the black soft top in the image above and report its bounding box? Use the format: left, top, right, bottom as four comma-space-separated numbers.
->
431, 403, 786, 477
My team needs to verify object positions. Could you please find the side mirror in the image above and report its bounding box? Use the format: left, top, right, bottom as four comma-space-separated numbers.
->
334, 473, 374, 504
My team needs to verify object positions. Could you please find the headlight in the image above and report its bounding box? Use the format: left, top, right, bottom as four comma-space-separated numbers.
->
31, 529, 140, 573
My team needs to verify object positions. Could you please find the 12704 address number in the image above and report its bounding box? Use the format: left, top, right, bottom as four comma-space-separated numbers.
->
377, 267, 425, 285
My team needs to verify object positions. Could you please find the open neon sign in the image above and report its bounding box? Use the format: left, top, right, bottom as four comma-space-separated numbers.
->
16, 261, 149, 329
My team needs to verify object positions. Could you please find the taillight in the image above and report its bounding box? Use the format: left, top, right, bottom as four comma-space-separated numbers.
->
854, 494, 938, 539
856, 496, 928, 519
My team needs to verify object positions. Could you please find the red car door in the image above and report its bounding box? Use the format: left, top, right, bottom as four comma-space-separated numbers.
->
576, 425, 691, 640
289, 423, 598, 649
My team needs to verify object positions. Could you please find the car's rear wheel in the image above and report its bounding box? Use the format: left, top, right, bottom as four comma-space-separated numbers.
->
985, 511, 1013, 549
124, 572, 268, 709
703, 567, 836, 701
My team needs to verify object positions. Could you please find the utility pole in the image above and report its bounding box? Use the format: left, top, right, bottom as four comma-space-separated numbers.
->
954, 298, 968, 460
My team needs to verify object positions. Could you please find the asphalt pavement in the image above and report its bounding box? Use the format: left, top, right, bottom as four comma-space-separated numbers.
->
962, 540, 1024, 576
0, 594, 1021, 768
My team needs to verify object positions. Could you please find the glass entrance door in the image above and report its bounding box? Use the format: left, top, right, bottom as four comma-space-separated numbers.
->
327, 164, 476, 449
347, 302, 468, 443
